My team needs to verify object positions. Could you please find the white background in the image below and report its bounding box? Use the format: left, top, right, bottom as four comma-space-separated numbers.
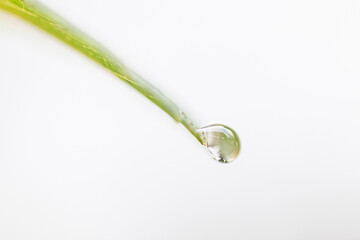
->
1, 0, 360, 239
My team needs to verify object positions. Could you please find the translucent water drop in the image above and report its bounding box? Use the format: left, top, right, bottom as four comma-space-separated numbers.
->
198, 124, 241, 163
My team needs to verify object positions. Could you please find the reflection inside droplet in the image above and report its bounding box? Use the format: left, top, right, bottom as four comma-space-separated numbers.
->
198, 124, 241, 163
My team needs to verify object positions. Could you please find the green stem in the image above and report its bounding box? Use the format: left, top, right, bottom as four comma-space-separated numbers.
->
0, 0, 205, 144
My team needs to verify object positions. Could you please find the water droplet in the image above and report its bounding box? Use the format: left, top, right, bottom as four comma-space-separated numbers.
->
198, 124, 241, 163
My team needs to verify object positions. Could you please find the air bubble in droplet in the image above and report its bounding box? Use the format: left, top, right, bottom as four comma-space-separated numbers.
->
198, 124, 240, 163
